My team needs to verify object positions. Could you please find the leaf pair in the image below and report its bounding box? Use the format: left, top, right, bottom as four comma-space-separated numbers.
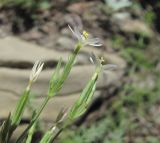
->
48, 58, 63, 97
11, 90, 30, 126
69, 72, 98, 120
48, 48, 79, 97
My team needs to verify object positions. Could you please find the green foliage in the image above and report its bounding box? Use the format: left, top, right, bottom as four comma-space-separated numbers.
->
144, 10, 156, 26
48, 58, 63, 97
111, 33, 153, 69
60, 115, 127, 143
111, 35, 124, 50
0, 23, 105, 143
69, 78, 97, 119
11, 90, 30, 126
0, 113, 13, 143
39, 127, 55, 143
48, 43, 82, 97
121, 47, 152, 69
26, 122, 36, 143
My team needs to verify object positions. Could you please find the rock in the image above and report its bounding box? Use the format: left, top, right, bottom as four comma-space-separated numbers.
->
0, 36, 68, 64
76, 54, 91, 64
106, 0, 132, 11
21, 28, 43, 41
117, 19, 153, 37
0, 26, 8, 38
67, 2, 95, 14
0, 36, 126, 68
113, 12, 130, 20
61, 27, 71, 36
56, 36, 75, 51
38, 34, 58, 49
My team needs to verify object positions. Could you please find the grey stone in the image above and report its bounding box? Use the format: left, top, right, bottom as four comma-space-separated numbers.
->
56, 36, 75, 50
0, 36, 68, 64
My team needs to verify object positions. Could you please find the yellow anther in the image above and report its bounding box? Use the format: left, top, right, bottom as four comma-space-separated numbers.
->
83, 30, 89, 39
100, 57, 105, 64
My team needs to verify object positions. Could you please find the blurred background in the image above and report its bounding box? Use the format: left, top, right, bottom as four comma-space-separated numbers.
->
0, 0, 160, 142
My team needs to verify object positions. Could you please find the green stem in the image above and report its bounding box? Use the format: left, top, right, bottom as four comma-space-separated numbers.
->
51, 118, 72, 142
26, 122, 36, 143
16, 96, 50, 143
51, 128, 63, 142
34, 96, 50, 121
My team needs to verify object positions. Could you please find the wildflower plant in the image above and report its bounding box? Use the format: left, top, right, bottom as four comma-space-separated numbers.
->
0, 21, 115, 143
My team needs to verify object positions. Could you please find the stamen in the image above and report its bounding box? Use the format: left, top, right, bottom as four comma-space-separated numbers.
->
100, 57, 105, 64
83, 30, 89, 40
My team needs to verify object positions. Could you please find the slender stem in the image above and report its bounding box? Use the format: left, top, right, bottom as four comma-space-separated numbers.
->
34, 96, 50, 121
51, 128, 63, 142
16, 96, 50, 143
51, 118, 72, 142
26, 122, 36, 143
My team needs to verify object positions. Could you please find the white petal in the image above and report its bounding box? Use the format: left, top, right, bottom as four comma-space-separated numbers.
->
89, 53, 97, 65
68, 24, 81, 41
66, 15, 83, 31
103, 64, 117, 71
75, 28, 83, 41
30, 61, 44, 82
87, 38, 103, 47
68, 25, 77, 37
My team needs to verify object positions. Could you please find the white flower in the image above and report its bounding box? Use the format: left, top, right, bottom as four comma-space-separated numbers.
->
29, 60, 44, 82
68, 24, 102, 47
89, 53, 117, 71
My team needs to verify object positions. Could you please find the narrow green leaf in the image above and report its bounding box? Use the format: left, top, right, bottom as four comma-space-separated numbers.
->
69, 78, 97, 119
48, 58, 62, 96
53, 53, 76, 95
39, 129, 54, 143
60, 53, 76, 82
26, 122, 36, 143
0, 113, 11, 142
11, 90, 30, 126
